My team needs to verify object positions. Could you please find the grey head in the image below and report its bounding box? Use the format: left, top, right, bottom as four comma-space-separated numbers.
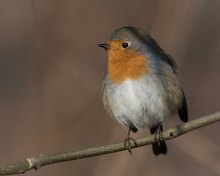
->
99, 26, 177, 73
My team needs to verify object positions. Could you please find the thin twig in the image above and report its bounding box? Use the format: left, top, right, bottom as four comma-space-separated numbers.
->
0, 111, 220, 175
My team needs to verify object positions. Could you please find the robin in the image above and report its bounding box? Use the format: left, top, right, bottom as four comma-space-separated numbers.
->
98, 26, 188, 156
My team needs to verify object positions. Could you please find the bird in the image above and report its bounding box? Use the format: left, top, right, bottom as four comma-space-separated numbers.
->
98, 26, 188, 156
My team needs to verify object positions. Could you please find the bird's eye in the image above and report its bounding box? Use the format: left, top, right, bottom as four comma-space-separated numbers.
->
121, 42, 130, 48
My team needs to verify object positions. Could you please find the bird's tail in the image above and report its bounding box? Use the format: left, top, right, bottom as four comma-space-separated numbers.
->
150, 124, 167, 156
151, 140, 167, 156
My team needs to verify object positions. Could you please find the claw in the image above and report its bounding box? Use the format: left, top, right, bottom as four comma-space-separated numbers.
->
124, 127, 137, 154
124, 137, 137, 154
154, 124, 163, 144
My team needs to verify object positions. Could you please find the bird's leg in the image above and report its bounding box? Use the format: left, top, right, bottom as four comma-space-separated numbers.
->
154, 123, 163, 144
124, 125, 137, 154
150, 123, 167, 155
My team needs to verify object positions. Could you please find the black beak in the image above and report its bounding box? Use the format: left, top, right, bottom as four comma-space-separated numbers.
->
98, 43, 110, 50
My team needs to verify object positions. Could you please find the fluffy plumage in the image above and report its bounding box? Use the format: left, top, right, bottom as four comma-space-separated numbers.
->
100, 26, 188, 155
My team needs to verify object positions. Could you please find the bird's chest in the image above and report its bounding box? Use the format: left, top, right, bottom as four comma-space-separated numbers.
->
103, 75, 167, 128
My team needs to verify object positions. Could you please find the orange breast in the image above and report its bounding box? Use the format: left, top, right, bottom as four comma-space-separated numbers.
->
107, 43, 148, 84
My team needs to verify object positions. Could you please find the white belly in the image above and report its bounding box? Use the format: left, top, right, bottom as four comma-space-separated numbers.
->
103, 75, 170, 129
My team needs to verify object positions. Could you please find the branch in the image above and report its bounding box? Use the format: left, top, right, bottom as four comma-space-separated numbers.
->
0, 111, 220, 175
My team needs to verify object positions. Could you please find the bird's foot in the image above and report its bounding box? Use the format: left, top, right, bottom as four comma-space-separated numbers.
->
154, 124, 163, 144
124, 136, 137, 155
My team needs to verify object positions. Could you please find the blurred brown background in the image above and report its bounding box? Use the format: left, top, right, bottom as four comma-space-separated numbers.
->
0, 0, 220, 176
